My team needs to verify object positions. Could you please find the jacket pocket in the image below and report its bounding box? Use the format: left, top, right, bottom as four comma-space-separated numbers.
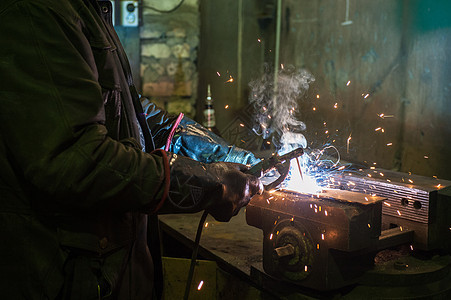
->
56, 228, 130, 299
91, 42, 121, 91
103, 88, 122, 138
57, 227, 127, 255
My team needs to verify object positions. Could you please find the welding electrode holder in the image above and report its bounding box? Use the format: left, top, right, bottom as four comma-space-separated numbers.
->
246, 148, 304, 191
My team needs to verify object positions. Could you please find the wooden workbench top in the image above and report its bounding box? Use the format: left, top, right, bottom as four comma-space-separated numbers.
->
158, 209, 264, 277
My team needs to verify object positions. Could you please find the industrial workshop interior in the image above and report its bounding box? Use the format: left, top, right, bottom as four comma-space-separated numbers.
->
2, 0, 451, 299
112, 0, 451, 298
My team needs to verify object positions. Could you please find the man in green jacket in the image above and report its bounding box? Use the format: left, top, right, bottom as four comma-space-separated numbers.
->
0, 0, 262, 299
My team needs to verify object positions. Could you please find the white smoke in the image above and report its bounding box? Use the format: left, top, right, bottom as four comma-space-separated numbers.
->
249, 64, 314, 153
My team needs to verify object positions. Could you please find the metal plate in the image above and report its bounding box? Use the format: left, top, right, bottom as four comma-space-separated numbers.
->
281, 188, 385, 205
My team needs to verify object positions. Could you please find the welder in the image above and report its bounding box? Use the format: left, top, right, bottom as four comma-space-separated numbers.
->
0, 0, 262, 299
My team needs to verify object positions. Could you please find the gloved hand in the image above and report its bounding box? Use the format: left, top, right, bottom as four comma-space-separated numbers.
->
159, 153, 263, 222
169, 116, 260, 166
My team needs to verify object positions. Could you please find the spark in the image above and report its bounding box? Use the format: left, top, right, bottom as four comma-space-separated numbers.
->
316, 94, 320, 99
433, 175, 438, 179
397, 210, 401, 216
370, 166, 376, 170
321, 233, 325, 240
216, 71, 221, 76
304, 265, 308, 272
225, 75, 234, 83
400, 226, 403, 231
333, 103, 338, 109
378, 113, 394, 119
313, 107, 317, 111
257, 38, 261, 42
269, 233, 273, 240
266, 141, 271, 145
379, 173, 384, 176
204, 222, 209, 228
410, 245, 414, 251
197, 281, 204, 290
375, 127, 382, 131
281, 64, 284, 69
384, 201, 391, 206
437, 184, 442, 189
325, 210, 328, 216
387, 143, 393, 146
291, 217, 294, 222
424, 155, 429, 159
368, 223, 371, 228
239, 123, 244, 127
225, 105, 229, 109
266, 199, 270, 204
364, 93, 370, 99
346, 133, 352, 154
346, 80, 351, 86
365, 197, 369, 201
317, 244, 320, 249
408, 179, 414, 184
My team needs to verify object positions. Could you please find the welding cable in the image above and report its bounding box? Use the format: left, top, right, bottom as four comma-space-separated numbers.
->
143, 0, 185, 13
183, 210, 209, 300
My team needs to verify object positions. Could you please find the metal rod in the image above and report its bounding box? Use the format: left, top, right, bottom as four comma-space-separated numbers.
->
273, 0, 282, 96
237, 0, 243, 106
296, 157, 304, 181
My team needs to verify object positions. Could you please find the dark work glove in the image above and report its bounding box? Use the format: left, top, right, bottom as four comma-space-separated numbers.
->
159, 153, 263, 222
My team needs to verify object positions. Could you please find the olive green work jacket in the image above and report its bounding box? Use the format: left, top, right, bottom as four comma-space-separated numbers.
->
0, 0, 170, 298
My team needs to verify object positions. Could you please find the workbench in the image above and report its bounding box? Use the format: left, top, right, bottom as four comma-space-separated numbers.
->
159, 208, 451, 299
159, 209, 263, 281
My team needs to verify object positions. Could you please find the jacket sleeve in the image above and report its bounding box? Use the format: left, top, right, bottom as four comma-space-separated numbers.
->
141, 99, 260, 166
0, 2, 169, 212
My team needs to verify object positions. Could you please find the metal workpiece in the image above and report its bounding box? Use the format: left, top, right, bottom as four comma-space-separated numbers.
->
246, 189, 385, 290
329, 171, 451, 251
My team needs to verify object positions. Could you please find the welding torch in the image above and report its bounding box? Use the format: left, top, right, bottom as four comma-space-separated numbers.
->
246, 147, 304, 191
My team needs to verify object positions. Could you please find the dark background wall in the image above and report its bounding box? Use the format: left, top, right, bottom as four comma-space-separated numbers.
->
273, 0, 451, 179
196, 0, 451, 180
121, 0, 451, 180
